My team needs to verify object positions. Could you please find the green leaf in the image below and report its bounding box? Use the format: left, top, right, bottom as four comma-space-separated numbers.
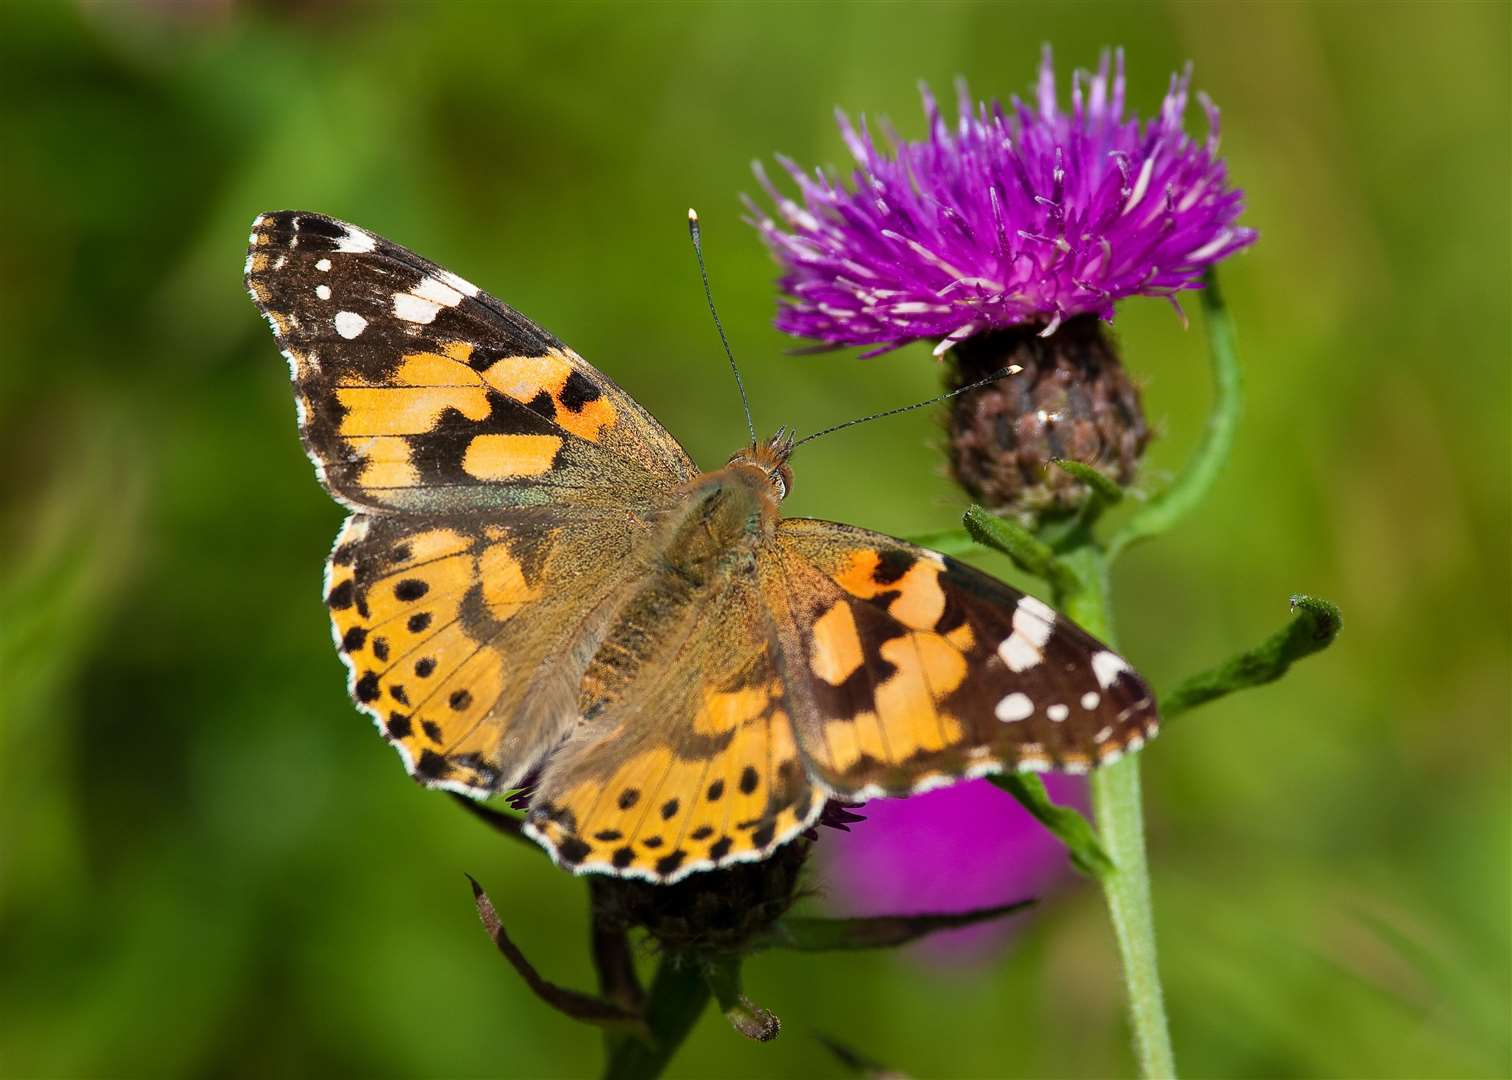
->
758, 900, 1034, 952
1053, 458, 1125, 509
1162, 594, 1343, 721
1109, 268, 1243, 559
963, 506, 1083, 596
990, 773, 1114, 880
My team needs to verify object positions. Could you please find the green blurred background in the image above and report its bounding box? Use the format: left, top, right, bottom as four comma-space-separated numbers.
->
2, 2, 1507, 1077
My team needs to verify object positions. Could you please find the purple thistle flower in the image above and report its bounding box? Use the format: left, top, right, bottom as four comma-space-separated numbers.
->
748, 48, 1256, 356
818, 777, 1088, 964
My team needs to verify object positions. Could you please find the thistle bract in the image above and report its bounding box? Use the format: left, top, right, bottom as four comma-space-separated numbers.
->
750, 48, 1255, 353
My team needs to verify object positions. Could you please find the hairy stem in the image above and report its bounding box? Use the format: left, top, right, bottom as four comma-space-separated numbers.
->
1054, 547, 1176, 1079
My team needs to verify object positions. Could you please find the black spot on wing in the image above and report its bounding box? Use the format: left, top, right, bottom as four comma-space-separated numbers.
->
558, 370, 602, 413
327, 580, 355, 609
416, 750, 450, 779
394, 579, 428, 601
557, 836, 591, 866
654, 851, 685, 876
872, 548, 916, 585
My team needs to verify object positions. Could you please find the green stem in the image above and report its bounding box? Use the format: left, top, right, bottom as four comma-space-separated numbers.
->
1052, 547, 1176, 1079
601, 955, 710, 1080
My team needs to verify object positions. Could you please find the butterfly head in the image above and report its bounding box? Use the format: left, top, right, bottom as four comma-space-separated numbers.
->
726, 428, 796, 501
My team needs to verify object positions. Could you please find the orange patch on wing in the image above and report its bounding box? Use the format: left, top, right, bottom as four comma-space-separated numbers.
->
833, 549, 884, 598
693, 683, 773, 736
392, 350, 479, 385
913, 630, 968, 695
553, 395, 617, 442
876, 636, 948, 756
480, 352, 573, 403
478, 542, 540, 613
353, 435, 419, 489
439, 340, 475, 364
809, 603, 863, 685
336, 386, 490, 436
461, 434, 562, 479
822, 717, 862, 772
887, 564, 947, 630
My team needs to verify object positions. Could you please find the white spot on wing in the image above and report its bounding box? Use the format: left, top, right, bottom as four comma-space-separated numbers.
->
999, 595, 1056, 672
315, 284, 331, 300
999, 636, 1042, 672
335, 229, 377, 254
995, 692, 1034, 723
1092, 650, 1131, 689
411, 275, 465, 307
393, 292, 442, 324
316, 258, 332, 272
437, 269, 480, 297
1047, 703, 1069, 722
1081, 691, 1101, 710
334, 311, 368, 339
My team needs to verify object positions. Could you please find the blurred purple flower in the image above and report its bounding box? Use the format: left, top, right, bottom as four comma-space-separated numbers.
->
818, 777, 1088, 965
747, 48, 1256, 355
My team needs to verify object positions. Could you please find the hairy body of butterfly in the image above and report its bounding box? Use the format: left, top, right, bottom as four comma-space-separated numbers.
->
246, 210, 1159, 884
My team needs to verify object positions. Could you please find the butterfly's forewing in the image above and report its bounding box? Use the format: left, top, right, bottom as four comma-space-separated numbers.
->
247, 211, 697, 795
525, 572, 822, 882
773, 518, 1158, 798
245, 211, 697, 514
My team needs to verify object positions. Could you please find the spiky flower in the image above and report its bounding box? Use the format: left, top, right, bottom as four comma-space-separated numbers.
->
749, 48, 1255, 514
750, 48, 1254, 354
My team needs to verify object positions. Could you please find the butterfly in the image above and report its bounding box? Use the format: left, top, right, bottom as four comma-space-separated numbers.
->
245, 210, 1159, 884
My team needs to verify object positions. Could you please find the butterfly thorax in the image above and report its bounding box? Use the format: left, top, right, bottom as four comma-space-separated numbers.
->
576, 462, 780, 720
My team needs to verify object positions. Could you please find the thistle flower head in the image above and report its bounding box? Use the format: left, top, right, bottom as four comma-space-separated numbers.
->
748, 48, 1256, 355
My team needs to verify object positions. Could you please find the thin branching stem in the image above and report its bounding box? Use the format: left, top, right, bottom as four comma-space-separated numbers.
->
1108, 270, 1242, 560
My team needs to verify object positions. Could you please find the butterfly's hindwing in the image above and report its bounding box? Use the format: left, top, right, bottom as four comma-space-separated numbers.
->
525, 561, 821, 883
325, 508, 640, 795
246, 211, 696, 514
774, 518, 1158, 799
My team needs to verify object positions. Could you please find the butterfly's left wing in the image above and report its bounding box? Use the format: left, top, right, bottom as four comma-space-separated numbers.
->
770, 518, 1158, 799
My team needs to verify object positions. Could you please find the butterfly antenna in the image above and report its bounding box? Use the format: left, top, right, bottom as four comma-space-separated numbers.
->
791, 366, 1023, 451
688, 209, 757, 444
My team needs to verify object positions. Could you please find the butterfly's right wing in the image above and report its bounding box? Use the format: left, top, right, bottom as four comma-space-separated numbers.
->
246, 210, 698, 515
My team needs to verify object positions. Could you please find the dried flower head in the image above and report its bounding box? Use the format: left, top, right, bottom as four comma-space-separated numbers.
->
748, 47, 1256, 356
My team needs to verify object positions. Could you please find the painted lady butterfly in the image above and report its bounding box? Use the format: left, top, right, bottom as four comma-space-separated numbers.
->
245, 211, 1158, 883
